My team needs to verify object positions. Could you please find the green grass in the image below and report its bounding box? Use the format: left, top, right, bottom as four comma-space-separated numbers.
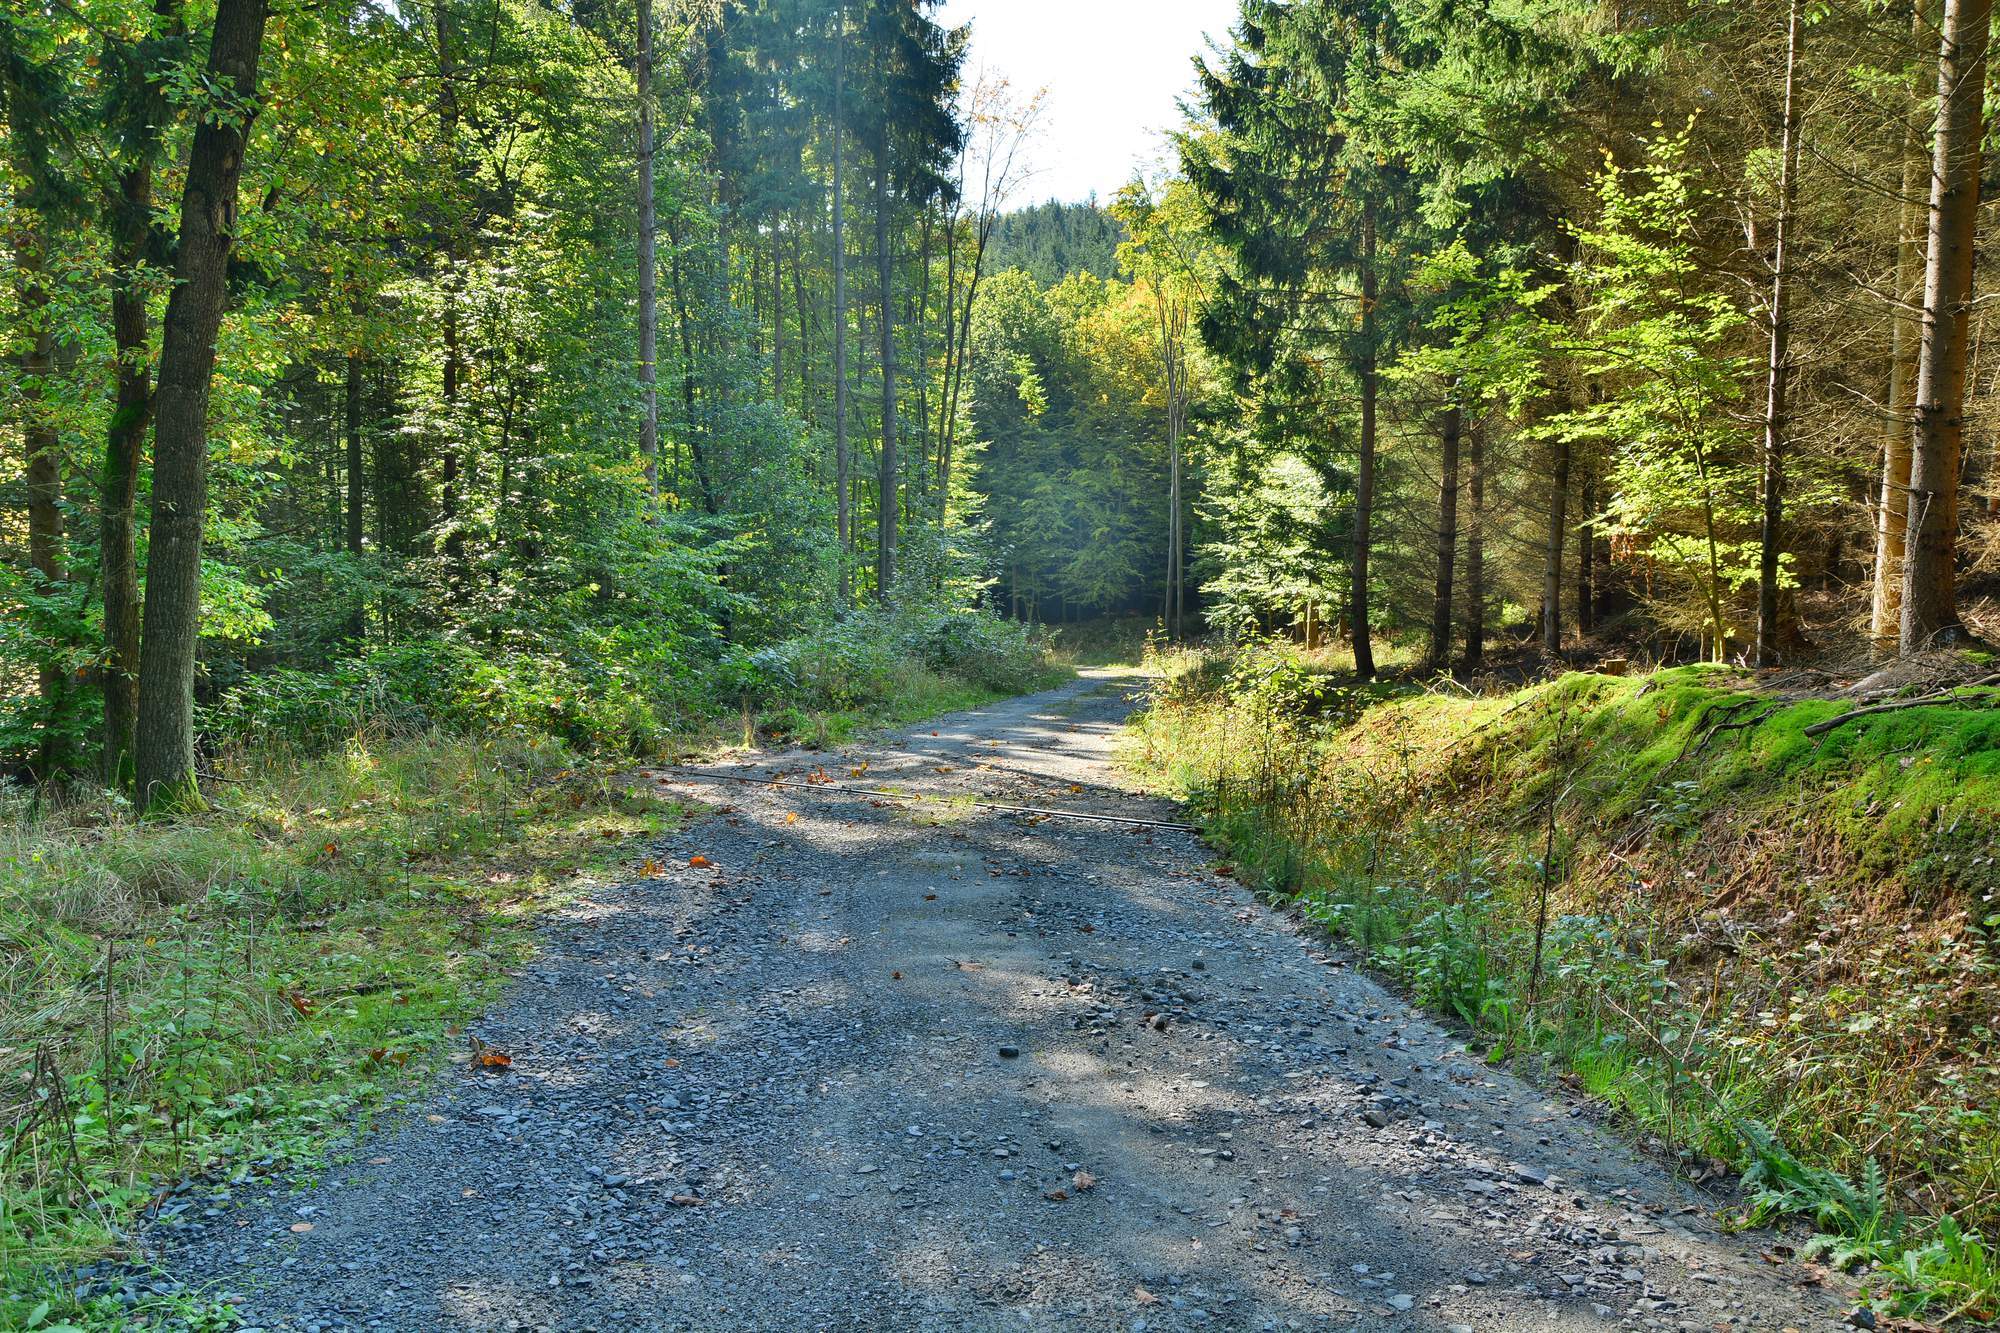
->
1128, 645, 2000, 1323
3, 632, 1069, 1329
0, 734, 681, 1327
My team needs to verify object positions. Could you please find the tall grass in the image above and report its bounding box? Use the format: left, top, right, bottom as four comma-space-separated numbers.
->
1127, 641, 2000, 1323
1, 734, 677, 1325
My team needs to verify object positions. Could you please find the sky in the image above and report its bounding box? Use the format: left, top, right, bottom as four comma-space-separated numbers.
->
935, 0, 1239, 205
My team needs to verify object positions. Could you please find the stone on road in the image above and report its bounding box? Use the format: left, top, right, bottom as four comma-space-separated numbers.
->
151, 673, 1847, 1331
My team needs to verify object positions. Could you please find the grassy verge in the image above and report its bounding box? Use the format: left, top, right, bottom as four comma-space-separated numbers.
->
1, 734, 680, 1328
2, 610, 1065, 1328
1128, 642, 2000, 1323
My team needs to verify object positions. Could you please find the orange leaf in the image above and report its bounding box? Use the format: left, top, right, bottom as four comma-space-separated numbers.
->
688, 855, 714, 869
784, 811, 799, 824
475, 1048, 512, 1068
1044, 1188, 1068, 1202
285, 991, 315, 1017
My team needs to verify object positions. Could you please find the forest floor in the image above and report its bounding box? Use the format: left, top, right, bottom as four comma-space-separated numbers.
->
145, 672, 1854, 1331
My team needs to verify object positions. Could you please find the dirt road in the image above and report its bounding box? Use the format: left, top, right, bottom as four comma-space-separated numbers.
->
154, 673, 1848, 1331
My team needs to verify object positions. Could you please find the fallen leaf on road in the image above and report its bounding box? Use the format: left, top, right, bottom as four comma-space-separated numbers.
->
1134, 1288, 1159, 1306
688, 855, 714, 868
290, 1222, 314, 1233
670, 1194, 703, 1207
785, 812, 799, 824
641, 858, 663, 876
1044, 1188, 1068, 1202
1072, 1170, 1096, 1192
368, 1156, 391, 1165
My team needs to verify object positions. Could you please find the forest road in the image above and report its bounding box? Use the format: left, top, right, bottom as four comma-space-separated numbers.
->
153, 672, 1852, 1332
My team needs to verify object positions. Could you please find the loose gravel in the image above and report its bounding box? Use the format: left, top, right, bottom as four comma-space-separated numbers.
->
149, 672, 1853, 1331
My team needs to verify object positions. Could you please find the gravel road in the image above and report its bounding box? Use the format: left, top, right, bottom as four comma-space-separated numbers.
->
151, 672, 1852, 1331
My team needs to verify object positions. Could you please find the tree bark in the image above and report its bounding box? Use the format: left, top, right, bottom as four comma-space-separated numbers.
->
99, 0, 181, 788
833, 4, 851, 605
1757, 0, 1804, 668
1463, 416, 1486, 669
636, 0, 659, 500
1577, 469, 1597, 633
1871, 2, 1928, 650
4, 70, 69, 776
1427, 399, 1462, 671
1901, 0, 1992, 649
1351, 205, 1378, 680
133, 0, 270, 810
1541, 435, 1570, 656
345, 351, 366, 556
875, 157, 898, 601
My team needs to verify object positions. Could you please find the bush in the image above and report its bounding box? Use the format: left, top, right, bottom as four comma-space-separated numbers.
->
744, 606, 1056, 715
204, 638, 680, 758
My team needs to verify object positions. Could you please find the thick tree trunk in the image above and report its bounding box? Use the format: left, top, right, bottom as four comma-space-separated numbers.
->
833, 6, 851, 605
133, 0, 270, 810
875, 161, 898, 601
1757, 0, 1804, 668
1901, 0, 1992, 649
636, 0, 659, 500
1427, 399, 1462, 671
94, 3, 182, 789
1871, 4, 1928, 650
1541, 436, 1570, 655
1351, 206, 1378, 680
1464, 417, 1486, 669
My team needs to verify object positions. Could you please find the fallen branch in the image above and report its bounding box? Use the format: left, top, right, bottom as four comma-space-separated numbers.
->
1803, 673, 2000, 738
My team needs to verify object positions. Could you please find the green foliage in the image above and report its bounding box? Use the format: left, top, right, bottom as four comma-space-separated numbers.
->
0, 735, 680, 1323
1130, 642, 2000, 1318
746, 605, 1059, 723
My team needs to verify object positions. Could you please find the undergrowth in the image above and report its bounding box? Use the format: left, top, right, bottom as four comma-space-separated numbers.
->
0, 734, 680, 1327
1129, 641, 2000, 1323
2, 607, 1063, 1328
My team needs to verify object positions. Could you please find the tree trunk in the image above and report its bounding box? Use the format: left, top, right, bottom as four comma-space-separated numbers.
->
1541, 435, 1570, 655
133, 0, 270, 810
1901, 0, 1992, 649
1872, 3, 1929, 649
875, 159, 898, 601
1351, 205, 1378, 680
100, 0, 181, 789
345, 351, 366, 555
1427, 399, 1462, 671
1578, 469, 1597, 633
772, 223, 785, 408
1757, 0, 1804, 668
1464, 416, 1486, 669
636, 0, 659, 500
833, 5, 851, 605
5, 82, 69, 776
